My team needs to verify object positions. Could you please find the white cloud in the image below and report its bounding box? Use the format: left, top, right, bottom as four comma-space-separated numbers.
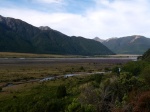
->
0, 0, 150, 39
33, 0, 64, 4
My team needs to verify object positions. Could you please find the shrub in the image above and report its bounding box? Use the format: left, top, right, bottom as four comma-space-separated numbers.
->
67, 99, 95, 112
56, 85, 67, 98
140, 66, 150, 86
104, 67, 111, 72
133, 91, 150, 112
112, 66, 120, 75
80, 66, 85, 71
123, 61, 148, 76
94, 74, 103, 84
0, 87, 2, 92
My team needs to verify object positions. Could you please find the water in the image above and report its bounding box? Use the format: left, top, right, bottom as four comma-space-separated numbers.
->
64, 74, 78, 78
40, 72, 105, 82
40, 77, 55, 82
40, 74, 77, 82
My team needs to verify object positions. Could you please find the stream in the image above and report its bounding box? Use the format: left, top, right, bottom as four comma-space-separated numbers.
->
2, 72, 105, 88
40, 72, 105, 82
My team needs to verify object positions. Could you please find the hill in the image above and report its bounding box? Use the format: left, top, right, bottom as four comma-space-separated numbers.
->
0, 15, 114, 55
94, 36, 150, 54
142, 49, 150, 61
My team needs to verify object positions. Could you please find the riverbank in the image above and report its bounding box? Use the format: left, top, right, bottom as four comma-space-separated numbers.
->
1, 72, 106, 89
0, 57, 133, 88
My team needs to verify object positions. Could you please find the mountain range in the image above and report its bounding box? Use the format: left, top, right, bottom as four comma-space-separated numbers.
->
94, 35, 150, 54
0, 15, 114, 55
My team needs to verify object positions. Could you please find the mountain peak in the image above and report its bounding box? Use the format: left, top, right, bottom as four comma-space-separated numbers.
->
0, 15, 6, 22
93, 37, 104, 42
130, 35, 144, 43
105, 37, 118, 42
39, 26, 51, 31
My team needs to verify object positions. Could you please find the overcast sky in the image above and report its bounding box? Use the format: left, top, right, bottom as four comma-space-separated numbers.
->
0, 0, 150, 39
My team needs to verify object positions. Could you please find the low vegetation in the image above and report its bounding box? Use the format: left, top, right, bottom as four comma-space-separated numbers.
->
142, 48, 150, 61
0, 49, 150, 112
0, 52, 78, 58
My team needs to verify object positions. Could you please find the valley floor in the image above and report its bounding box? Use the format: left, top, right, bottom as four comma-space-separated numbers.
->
0, 54, 149, 112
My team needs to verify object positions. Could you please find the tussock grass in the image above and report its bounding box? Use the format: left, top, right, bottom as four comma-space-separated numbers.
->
0, 52, 79, 58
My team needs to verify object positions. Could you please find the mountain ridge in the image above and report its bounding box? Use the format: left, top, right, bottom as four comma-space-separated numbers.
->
0, 15, 114, 55
94, 36, 150, 54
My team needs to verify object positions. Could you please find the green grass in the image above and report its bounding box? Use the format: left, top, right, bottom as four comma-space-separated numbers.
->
0, 52, 140, 58
0, 75, 96, 112
0, 61, 114, 83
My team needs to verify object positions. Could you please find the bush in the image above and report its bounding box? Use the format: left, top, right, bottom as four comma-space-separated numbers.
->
123, 61, 148, 76
112, 66, 120, 75
0, 87, 2, 92
140, 66, 150, 86
133, 91, 150, 112
67, 99, 95, 112
56, 85, 67, 98
142, 48, 150, 61
104, 67, 111, 72
94, 74, 103, 84
80, 66, 85, 71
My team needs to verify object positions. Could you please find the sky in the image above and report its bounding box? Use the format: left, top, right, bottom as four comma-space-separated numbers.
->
0, 0, 150, 39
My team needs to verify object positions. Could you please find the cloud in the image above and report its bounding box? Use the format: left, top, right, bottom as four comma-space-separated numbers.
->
0, 0, 150, 39
33, 0, 64, 4
86, 0, 150, 38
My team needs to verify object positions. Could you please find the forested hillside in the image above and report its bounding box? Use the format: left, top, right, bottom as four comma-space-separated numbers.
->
0, 15, 114, 55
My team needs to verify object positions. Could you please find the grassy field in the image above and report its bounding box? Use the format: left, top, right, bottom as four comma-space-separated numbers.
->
0, 52, 80, 58
0, 52, 140, 58
0, 52, 134, 85
0, 58, 118, 84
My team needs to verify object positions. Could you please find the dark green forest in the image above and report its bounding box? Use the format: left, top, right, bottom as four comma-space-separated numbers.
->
0, 15, 114, 55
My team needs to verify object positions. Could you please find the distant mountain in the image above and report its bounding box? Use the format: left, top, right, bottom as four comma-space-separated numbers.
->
94, 36, 150, 54
93, 37, 104, 43
39, 26, 52, 31
0, 15, 114, 55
